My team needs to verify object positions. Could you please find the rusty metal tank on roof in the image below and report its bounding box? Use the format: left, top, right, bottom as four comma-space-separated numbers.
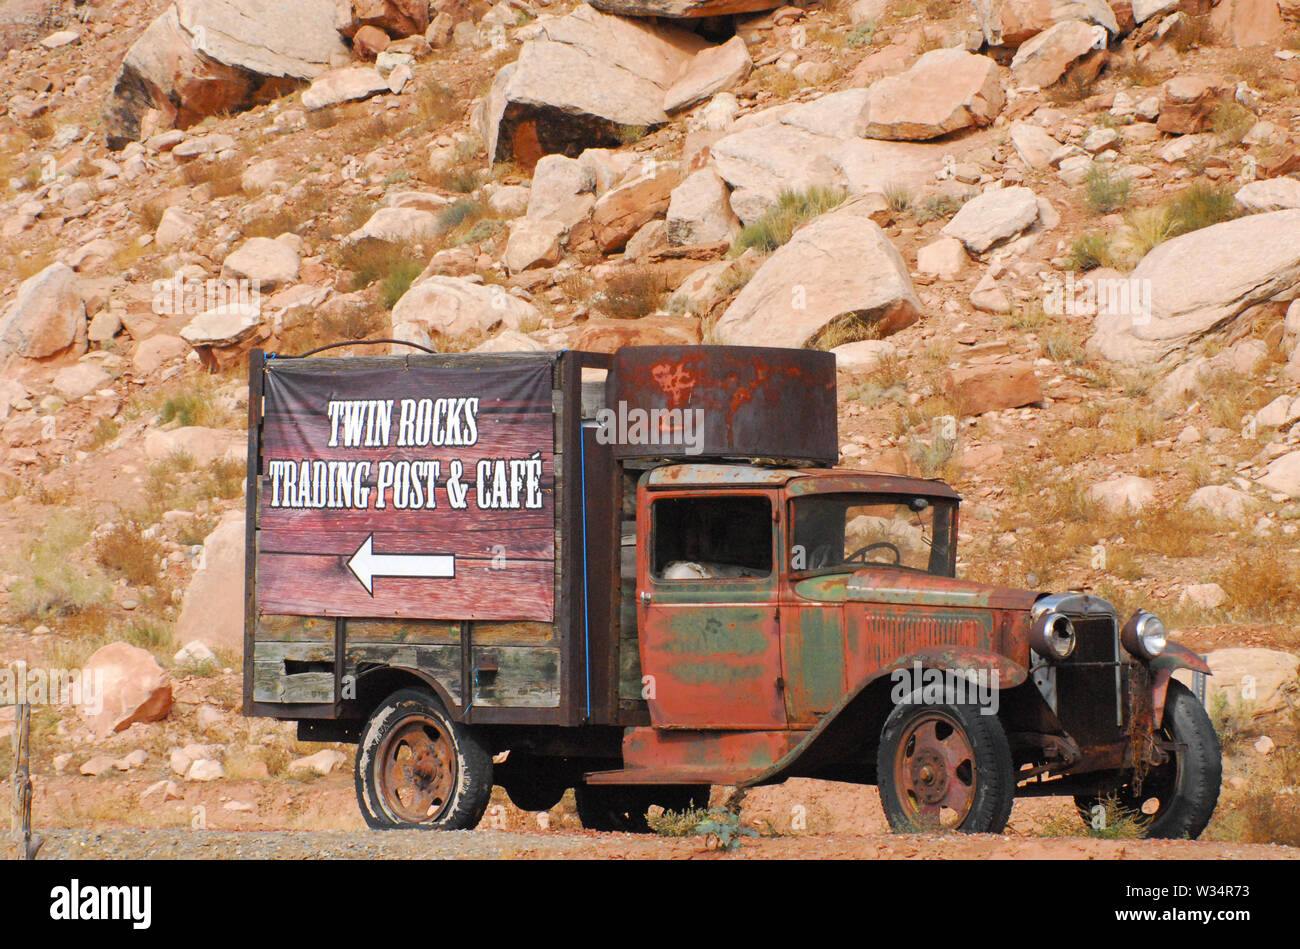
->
603, 345, 838, 466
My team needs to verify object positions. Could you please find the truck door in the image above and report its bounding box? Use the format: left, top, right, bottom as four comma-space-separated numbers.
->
636, 490, 787, 729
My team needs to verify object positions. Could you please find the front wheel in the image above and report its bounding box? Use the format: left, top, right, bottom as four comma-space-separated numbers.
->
1075, 679, 1222, 839
355, 688, 493, 830
877, 699, 1015, 834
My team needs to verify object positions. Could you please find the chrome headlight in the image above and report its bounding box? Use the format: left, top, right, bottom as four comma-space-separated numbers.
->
1121, 611, 1167, 660
1030, 610, 1076, 661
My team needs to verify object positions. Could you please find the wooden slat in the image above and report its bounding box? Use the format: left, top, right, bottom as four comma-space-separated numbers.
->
346, 619, 460, 644
471, 646, 561, 708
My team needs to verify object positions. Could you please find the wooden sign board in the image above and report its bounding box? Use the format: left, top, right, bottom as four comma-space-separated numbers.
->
255, 360, 556, 621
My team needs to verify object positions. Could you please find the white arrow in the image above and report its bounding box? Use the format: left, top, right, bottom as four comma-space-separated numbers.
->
346, 534, 455, 596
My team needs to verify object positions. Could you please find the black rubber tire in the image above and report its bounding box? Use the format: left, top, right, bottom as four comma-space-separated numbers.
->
877, 698, 1015, 834
574, 784, 710, 832
355, 688, 493, 830
1074, 680, 1222, 840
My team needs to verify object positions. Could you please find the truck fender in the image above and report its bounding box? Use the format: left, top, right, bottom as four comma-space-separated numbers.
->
1147, 642, 1211, 728
353, 664, 462, 721
741, 646, 1026, 787
872, 645, 1030, 696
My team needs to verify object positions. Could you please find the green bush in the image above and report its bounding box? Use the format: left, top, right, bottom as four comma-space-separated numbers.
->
733, 187, 846, 254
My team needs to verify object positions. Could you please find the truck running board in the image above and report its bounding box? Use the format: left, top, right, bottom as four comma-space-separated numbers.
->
583, 726, 809, 786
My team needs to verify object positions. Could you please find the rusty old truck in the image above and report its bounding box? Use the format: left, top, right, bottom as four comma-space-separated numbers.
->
241, 344, 1221, 837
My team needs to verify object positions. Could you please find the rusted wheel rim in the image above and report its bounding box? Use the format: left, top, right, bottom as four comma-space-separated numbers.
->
894, 711, 977, 830
376, 717, 457, 824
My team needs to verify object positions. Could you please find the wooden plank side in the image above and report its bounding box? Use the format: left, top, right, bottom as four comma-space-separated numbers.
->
346, 643, 462, 705
283, 673, 335, 704
471, 646, 561, 708
346, 619, 460, 644
471, 621, 555, 645
256, 614, 335, 642
252, 641, 335, 663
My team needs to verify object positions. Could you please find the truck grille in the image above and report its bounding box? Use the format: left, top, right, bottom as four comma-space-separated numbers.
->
1054, 616, 1124, 748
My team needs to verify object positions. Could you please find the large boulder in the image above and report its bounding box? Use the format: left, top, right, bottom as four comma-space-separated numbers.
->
221, 237, 300, 290
941, 186, 1040, 254
482, 6, 708, 163
663, 35, 751, 113
391, 276, 540, 347
1235, 178, 1300, 213
712, 204, 921, 348
0, 263, 86, 360
666, 168, 740, 245
973, 0, 1119, 46
591, 161, 684, 252
1157, 75, 1232, 135
1087, 210, 1300, 364
300, 65, 391, 109
1257, 450, 1300, 499
943, 359, 1042, 414
861, 49, 1005, 141
1174, 648, 1300, 717
80, 642, 173, 737
0, 262, 86, 358
1210, 0, 1287, 48
711, 115, 945, 224
1087, 474, 1156, 513
1009, 19, 1108, 88
573, 314, 703, 351
336, 0, 428, 39
526, 153, 597, 227
103, 0, 349, 148
175, 512, 245, 652
1008, 121, 1062, 169
504, 218, 566, 272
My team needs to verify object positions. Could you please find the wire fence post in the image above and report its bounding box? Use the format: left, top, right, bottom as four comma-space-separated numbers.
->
11, 701, 36, 860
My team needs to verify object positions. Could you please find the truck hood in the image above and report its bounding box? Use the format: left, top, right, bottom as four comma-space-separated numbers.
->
841, 568, 1040, 612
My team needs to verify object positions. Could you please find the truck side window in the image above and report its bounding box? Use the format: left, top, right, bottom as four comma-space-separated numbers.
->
651, 496, 772, 580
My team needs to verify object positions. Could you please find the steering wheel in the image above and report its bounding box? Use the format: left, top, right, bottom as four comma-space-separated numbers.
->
846, 541, 902, 565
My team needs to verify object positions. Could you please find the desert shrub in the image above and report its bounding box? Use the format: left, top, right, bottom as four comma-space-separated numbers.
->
733, 186, 846, 254
913, 193, 964, 224
598, 267, 673, 319
95, 520, 165, 587
381, 258, 423, 309
1064, 232, 1113, 271
416, 81, 460, 126
1166, 182, 1238, 236
1083, 165, 1131, 215
8, 514, 111, 621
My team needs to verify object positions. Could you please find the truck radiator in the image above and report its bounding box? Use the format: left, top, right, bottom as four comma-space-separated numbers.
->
1053, 617, 1125, 748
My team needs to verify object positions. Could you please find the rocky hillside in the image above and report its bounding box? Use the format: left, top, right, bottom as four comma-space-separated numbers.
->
1, 0, 1298, 847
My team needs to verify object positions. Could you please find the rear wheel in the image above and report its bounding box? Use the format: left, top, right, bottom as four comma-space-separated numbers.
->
1074, 680, 1222, 839
355, 688, 493, 830
574, 784, 710, 832
877, 699, 1015, 834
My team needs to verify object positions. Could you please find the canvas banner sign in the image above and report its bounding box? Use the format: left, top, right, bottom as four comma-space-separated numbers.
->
255, 360, 556, 621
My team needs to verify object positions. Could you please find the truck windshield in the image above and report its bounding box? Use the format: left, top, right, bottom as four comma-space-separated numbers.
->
790, 494, 956, 577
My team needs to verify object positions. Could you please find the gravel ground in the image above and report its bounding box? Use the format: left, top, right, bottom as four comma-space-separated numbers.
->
7, 828, 1298, 860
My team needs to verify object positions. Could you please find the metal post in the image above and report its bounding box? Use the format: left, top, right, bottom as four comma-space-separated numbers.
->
11, 701, 38, 860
